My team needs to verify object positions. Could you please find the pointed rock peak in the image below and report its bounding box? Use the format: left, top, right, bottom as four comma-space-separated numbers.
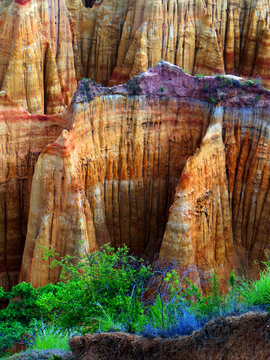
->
152, 59, 189, 72
44, 130, 75, 158
0, 90, 28, 109
56, 129, 73, 146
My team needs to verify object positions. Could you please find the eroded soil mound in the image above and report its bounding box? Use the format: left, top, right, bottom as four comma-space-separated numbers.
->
69, 312, 270, 360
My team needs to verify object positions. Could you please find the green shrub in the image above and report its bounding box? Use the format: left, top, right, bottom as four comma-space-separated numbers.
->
0, 283, 41, 326
0, 283, 48, 356
43, 245, 152, 333
0, 321, 26, 356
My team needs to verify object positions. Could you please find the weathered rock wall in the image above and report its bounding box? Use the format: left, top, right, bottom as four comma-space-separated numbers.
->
0, 0, 76, 114
19, 96, 210, 286
17, 63, 270, 288
0, 0, 270, 114
160, 113, 234, 285
0, 91, 70, 289
0, 61, 268, 288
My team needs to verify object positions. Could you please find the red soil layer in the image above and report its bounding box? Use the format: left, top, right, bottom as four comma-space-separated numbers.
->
15, 0, 31, 5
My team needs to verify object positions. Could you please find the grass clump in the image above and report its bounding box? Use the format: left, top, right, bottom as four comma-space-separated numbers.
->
239, 262, 270, 308
28, 323, 71, 351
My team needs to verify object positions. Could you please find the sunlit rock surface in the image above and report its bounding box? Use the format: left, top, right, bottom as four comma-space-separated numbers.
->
0, 0, 270, 114
0, 90, 70, 289
7, 62, 267, 288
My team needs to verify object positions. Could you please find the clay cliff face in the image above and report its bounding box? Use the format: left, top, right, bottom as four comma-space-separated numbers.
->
0, 0, 77, 114
160, 117, 234, 283
0, 0, 270, 115
0, 90, 70, 289
8, 62, 266, 288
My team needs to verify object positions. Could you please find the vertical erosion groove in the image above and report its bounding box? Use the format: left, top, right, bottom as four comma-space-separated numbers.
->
85, 97, 211, 256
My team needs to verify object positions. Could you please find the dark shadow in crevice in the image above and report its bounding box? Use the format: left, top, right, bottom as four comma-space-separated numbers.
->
83, 0, 96, 8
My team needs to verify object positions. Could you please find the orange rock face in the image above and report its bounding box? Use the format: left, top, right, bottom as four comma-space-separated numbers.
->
160, 115, 234, 286
0, 0, 270, 115
0, 62, 264, 288
0, 0, 76, 114
19, 130, 98, 286
0, 0, 269, 290
0, 91, 69, 289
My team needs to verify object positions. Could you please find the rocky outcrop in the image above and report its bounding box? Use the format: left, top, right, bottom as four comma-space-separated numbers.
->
69, 311, 270, 360
0, 90, 70, 289
14, 62, 269, 288
160, 114, 234, 286
0, 0, 76, 114
19, 130, 98, 286
0, 0, 270, 114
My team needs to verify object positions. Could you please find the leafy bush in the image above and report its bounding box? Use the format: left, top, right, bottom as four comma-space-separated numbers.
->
181, 271, 249, 321
0, 321, 26, 355
0, 283, 48, 356
42, 245, 152, 333
0, 283, 42, 326
140, 266, 269, 338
